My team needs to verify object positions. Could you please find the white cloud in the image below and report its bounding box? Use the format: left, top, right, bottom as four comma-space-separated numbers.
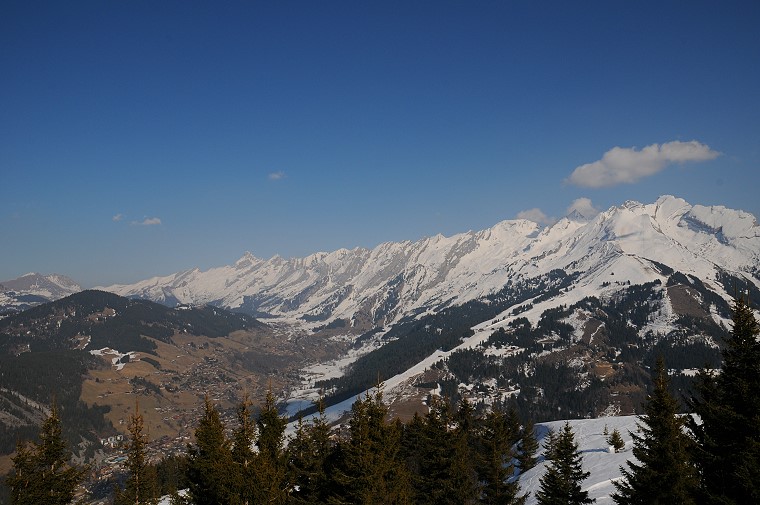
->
566, 197, 599, 219
112, 213, 123, 222
566, 140, 719, 188
516, 208, 555, 226
132, 217, 162, 226
268, 171, 285, 181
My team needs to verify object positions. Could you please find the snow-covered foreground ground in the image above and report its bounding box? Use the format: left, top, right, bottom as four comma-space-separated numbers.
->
158, 489, 187, 504
522, 416, 639, 504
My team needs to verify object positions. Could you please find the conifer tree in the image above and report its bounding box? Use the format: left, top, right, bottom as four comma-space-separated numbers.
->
154, 454, 188, 500
186, 396, 236, 505
689, 294, 760, 504
287, 398, 332, 504
612, 358, 698, 504
385, 418, 414, 505
504, 406, 522, 444
6, 402, 87, 505
287, 416, 312, 503
517, 419, 539, 472
415, 395, 455, 504
307, 402, 333, 501
456, 396, 478, 448
606, 429, 624, 454
399, 411, 426, 489
535, 422, 593, 505
478, 408, 525, 505
254, 386, 288, 505
328, 385, 412, 504
231, 394, 257, 505
116, 402, 158, 505
412, 395, 478, 505
453, 397, 480, 502
542, 428, 558, 462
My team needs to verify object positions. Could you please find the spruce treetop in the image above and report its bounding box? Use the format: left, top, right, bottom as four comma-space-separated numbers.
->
613, 357, 698, 504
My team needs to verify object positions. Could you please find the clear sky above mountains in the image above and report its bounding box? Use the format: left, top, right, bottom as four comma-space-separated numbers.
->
2, 1, 759, 287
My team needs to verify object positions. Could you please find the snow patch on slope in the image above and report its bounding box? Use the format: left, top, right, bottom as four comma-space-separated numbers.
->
522, 416, 640, 505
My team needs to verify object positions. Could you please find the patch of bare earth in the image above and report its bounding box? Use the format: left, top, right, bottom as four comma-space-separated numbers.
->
386, 369, 445, 422
667, 285, 710, 318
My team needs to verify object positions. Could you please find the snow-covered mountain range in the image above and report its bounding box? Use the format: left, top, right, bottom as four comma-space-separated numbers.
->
103, 195, 760, 327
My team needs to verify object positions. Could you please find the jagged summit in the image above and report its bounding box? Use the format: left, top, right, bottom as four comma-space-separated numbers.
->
102, 196, 760, 327
566, 209, 590, 222
234, 251, 262, 269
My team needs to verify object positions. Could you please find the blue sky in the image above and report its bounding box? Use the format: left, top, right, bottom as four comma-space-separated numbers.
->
2, 1, 759, 287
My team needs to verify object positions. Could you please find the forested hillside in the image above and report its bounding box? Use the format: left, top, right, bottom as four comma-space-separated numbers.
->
0, 291, 268, 478
300, 270, 733, 423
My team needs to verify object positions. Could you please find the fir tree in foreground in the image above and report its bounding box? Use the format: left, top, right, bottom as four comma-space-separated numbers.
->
452, 397, 481, 504
179, 391, 289, 504
254, 386, 288, 505
542, 428, 558, 462
517, 418, 539, 473
6, 402, 87, 505
329, 383, 412, 504
412, 395, 477, 504
186, 397, 236, 505
478, 408, 526, 505
115, 402, 158, 505
231, 394, 257, 505
612, 357, 698, 504
535, 422, 593, 505
688, 293, 760, 504
286, 398, 332, 504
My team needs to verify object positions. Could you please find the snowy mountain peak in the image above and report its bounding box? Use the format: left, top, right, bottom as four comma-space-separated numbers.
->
234, 252, 262, 269
103, 196, 760, 326
621, 199, 645, 210
566, 209, 591, 222
0, 273, 83, 314
1, 273, 81, 295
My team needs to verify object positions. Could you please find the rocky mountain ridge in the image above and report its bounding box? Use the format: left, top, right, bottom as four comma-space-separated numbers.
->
103, 195, 760, 329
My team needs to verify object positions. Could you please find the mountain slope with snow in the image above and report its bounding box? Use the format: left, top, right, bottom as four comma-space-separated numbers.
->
103, 196, 760, 329
0, 273, 82, 315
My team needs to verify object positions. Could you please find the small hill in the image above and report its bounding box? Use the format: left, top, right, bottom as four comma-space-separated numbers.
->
0, 289, 265, 355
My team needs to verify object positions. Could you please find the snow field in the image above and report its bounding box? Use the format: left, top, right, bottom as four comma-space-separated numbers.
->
521, 416, 640, 504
